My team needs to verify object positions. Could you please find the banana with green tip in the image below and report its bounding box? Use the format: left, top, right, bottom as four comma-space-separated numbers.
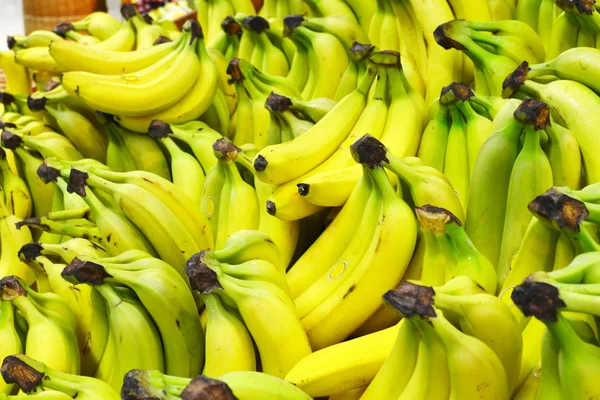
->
284, 323, 400, 398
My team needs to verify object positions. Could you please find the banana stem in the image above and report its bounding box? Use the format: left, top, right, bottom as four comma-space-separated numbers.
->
559, 288, 600, 317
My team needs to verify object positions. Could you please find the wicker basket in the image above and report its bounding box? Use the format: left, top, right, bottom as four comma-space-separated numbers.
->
22, 0, 108, 34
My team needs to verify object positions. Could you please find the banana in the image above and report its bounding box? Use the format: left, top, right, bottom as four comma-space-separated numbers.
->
0, 276, 80, 374
186, 254, 312, 378
360, 317, 421, 400
201, 293, 256, 377
0, 301, 22, 395
497, 101, 554, 288
70, 12, 121, 40
8, 30, 63, 50
158, 136, 204, 209
544, 118, 582, 190
44, 104, 108, 163
285, 323, 400, 397
1, 130, 83, 161
443, 106, 470, 212
1, 354, 119, 399
18, 246, 109, 377
465, 108, 527, 268
0, 51, 30, 95
0, 148, 31, 220
418, 104, 449, 172
62, 255, 203, 378
546, 11, 582, 61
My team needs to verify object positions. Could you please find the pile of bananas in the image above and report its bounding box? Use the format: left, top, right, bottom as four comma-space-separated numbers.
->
3, 0, 600, 398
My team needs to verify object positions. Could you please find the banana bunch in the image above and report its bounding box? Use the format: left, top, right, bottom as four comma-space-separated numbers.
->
259, 51, 424, 221
196, 0, 256, 48
38, 158, 213, 279
544, 0, 600, 60
503, 61, 600, 184
18, 241, 109, 376
465, 98, 558, 289
286, 135, 417, 350
186, 249, 311, 378
419, 83, 497, 212
227, 57, 300, 149
435, 18, 545, 96
61, 252, 204, 379
121, 369, 311, 399
1, 354, 119, 399
511, 266, 600, 399
147, 0, 195, 22
362, 277, 520, 399
201, 139, 299, 265
0, 276, 80, 374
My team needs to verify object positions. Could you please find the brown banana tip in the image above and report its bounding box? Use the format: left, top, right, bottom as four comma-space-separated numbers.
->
266, 200, 276, 216
555, 0, 595, 14
6, 36, 16, 50
148, 120, 173, 138
221, 16, 242, 35
27, 95, 47, 111
0, 120, 16, 129
213, 138, 241, 160
120, 370, 154, 400
254, 154, 268, 172
383, 281, 437, 318
0, 92, 15, 105
350, 134, 388, 168
153, 35, 172, 46
180, 376, 238, 400
0, 276, 27, 300
265, 92, 292, 112
52, 21, 75, 37
243, 16, 270, 33
433, 23, 464, 50
61, 258, 110, 285
226, 58, 244, 82
513, 98, 550, 130
350, 42, 376, 61
120, 3, 137, 20
415, 205, 462, 232
501, 61, 530, 99
142, 13, 154, 24
36, 161, 61, 183
18, 243, 43, 261
511, 279, 566, 322
283, 15, 305, 29
528, 188, 588, 232
66, 168, 88, 197
440, 82, 473, 104
15, 217, 39, 230
185, 252, 223, 294
188, 19, 204, 40
0, 356, 44, 394
297, 183, 310, 196
1, 130, 22, 150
